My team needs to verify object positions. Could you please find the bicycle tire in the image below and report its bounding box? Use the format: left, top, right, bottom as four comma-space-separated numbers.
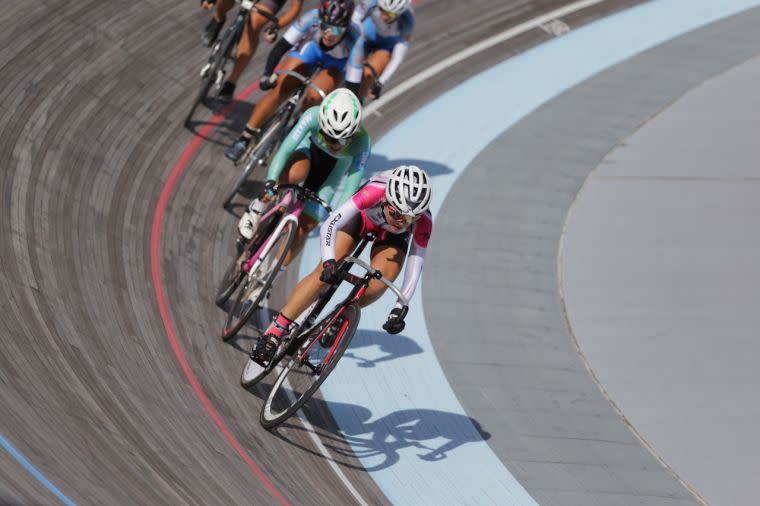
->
260, 303, 360, 428
221, 219, 296, 340
215, 209, 277, 306
222, 100, 295, 208
214, 252, 246, 307
240, 329, 296, 387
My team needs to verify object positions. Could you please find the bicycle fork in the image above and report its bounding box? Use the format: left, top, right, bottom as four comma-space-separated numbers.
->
242, 211, 298, 277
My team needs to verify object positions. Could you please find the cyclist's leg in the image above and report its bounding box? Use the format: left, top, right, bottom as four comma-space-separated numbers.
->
241, 150, 309, 238
282, 213, 318, 266
359, 50, 391, 98
213, 0, 234, 23
228, 8, 274, 85
359, 238, 407, 307
246, 57, 310, 130
304, 67, 343, 108
279, 229, 358, 321
202, 0, 234, 46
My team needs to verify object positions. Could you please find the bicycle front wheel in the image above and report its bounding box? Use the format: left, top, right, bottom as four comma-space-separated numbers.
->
222, 106, 289, 208
260, 303, 360, 429
221, 219, 296, 340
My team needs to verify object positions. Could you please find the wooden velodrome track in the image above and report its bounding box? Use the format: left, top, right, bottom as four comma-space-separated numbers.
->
0, 0, 641, 504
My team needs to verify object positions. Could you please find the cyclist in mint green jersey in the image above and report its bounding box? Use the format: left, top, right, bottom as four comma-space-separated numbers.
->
238, 88, 370, 268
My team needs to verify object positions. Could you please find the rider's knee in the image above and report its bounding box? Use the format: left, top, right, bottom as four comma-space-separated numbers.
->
359, 282, 387, 307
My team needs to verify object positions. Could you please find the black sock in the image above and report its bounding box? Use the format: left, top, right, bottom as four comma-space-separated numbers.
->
241, 126, 259, 141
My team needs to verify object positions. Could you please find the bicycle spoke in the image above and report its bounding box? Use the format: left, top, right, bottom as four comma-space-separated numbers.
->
260, 304, 361, 428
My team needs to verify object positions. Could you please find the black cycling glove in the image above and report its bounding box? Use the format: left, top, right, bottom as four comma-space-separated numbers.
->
383, 306, 408, 334
320, 260, 340, 284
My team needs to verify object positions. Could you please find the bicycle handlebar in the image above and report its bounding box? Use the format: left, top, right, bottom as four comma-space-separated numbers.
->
273, 70, 327, 100
341, 256, 409, 307
274, 183, 332, 213
252, 5, 279, 24
236, 0, 279, 24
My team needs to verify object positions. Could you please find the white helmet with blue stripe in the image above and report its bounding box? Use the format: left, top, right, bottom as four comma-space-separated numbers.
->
378, 0, 411, 15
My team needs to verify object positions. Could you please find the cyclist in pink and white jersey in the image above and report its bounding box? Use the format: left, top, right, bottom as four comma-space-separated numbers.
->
251, 164, 433, 364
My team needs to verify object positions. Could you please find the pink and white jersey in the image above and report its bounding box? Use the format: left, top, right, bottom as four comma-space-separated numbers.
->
320, 170, 433, 307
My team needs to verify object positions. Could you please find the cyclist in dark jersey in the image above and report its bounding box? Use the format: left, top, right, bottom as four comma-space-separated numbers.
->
200, 0, 304, 102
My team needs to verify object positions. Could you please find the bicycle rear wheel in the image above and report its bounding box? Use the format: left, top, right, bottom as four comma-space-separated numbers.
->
260, 303, 360, 428
185, 27, 236, 126
214, 251, 246, 307
221, 219, 296, 340
222, 101, 293, 208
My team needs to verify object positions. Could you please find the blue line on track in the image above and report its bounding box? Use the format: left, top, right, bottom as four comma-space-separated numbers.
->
1, 434, 77, 506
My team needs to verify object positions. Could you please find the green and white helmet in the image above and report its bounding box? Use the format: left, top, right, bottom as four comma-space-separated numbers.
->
319, 88, 362, 139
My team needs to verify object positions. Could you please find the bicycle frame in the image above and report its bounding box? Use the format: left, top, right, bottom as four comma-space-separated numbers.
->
241, 190, 303, 276
288, 236, 410, 367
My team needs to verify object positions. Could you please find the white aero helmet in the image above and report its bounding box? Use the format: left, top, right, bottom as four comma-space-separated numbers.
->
385, 165, 432, 217
378, 0, 411, 15
319, 88, 362, 139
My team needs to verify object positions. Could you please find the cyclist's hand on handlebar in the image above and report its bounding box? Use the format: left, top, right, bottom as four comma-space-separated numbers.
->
383, 306, 408, 334
259, 73, 277, 90
201, 0, 217, 9
263, 23, 278, 43
370, 81, 383, 99
319, 260, 340, 285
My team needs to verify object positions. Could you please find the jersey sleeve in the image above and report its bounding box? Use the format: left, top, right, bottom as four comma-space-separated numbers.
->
320, 198, 362, 261
344, 27, 366, 85
266, 107, 319, 181
283, 9, 316, 44
378, 12, 413, 85
316, 129, 370, 209
395, 212, 432, 307
334, 131, 371, 206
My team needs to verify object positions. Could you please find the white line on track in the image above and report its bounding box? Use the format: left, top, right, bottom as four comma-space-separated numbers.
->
254, 310, 369, 506
365, 0, 609, 116
264, 0, 615, 502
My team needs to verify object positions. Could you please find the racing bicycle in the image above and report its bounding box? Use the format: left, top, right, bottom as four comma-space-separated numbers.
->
221, 69, 325, 208
216, 184, 331, 340
185, 0, 278, 126
241, 233, 409, 429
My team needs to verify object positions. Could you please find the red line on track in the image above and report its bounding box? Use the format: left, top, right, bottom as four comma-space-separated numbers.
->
149, 1, 425, 498
150, 81, 290, 506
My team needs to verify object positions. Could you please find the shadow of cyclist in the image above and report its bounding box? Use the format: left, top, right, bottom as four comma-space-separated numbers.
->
367, 153, 454, 178
272, 397, 491, 472
184, 98, 255, 143
340, 329, 423, 368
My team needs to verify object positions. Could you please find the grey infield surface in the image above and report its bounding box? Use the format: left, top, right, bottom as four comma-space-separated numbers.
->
562, 38, 760, 506
424, 6, 760, 506
0, 0, 644, 504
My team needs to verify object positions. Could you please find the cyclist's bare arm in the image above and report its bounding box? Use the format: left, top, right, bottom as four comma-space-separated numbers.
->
277, 0, 304, 29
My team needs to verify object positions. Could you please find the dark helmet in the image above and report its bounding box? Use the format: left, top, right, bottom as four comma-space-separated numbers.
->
319, 0, 355, 27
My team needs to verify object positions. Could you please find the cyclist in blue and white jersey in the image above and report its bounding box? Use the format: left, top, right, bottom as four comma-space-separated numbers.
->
225, 0, 368, 162
352, 0, 414, 100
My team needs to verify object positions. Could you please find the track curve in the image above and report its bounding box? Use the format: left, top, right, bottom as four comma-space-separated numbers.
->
0, 0, 686, 504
